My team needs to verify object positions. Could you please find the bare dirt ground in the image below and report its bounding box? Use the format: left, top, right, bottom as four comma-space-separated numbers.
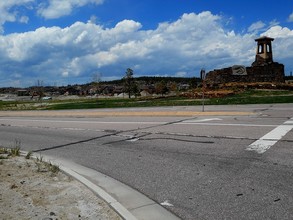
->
0, 155, 122, 220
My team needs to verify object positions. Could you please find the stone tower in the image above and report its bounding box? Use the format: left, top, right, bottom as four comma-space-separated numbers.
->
205, 36, 285, 86
252, 36, 274, 66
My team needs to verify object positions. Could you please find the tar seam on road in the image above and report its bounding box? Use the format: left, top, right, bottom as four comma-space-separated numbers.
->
33, 132, 120, 153
32, 117, 194, 153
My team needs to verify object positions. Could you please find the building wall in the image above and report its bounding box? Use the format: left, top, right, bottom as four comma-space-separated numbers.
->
205, 62, 285, 87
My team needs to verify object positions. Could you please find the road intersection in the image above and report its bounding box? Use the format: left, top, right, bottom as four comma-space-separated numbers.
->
0, 104, 293, 219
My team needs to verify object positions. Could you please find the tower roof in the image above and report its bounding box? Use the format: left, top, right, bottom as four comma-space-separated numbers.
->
255, 36, 274, 42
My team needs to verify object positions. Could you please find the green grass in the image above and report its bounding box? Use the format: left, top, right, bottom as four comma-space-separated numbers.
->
35, 157, 60, 174
44, 96, 203, 110
0, 147, 9, 154
25, 151, 33, 159
0, 100, 38, 110
10, 147, 20, 157
44, 90, 293, 110
1, 89, 293, 111
0, 147, 10, 159
0, 145, 20, 158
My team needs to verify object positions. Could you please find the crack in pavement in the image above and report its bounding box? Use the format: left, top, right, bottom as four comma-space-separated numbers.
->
33, 132, 120, 153
33, 117, 198, 153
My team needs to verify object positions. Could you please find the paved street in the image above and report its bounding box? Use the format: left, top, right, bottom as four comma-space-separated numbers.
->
0, 104, 293, 220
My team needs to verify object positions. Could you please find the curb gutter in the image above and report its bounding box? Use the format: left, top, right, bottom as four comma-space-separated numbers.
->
28, 152, 181, 220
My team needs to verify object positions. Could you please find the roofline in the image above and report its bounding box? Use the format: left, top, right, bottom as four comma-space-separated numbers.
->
255, 36, 274, 41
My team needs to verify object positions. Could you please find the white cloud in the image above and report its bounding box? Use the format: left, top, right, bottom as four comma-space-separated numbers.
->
261, 26, 293, 69
248, 21, 266, 33
0, 11, 292, 87
269, 19, 279, 27
37, 0, 104, 19
89, 15, 97, 24
0, 0, 34, 33
288, 12, 293, 22
113, 20, 142, 33
20, 16, 29, 24
62, 71, 69, 77
0, 0, 105, 34
262, 25, 293, 38
176, 71, 187, 77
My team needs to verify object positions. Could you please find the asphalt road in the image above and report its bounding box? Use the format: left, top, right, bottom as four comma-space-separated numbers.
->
1, 104, 293, 220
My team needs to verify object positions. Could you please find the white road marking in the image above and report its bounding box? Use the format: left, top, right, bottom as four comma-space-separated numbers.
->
182, 118, 222, 123
0, 118, 279, 127
127, 138, 140, 142
0, 118, 163, 125
177, 122, 276, 127
160, 200, 174, 207
246, 118, 293, 154
284, 120, 293, 125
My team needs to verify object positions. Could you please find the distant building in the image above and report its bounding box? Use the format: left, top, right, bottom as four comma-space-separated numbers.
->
17, 90, 29, 96
206, 36, 285, 87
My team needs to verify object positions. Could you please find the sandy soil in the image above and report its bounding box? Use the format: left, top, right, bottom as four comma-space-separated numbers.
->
0, 154, 122, 220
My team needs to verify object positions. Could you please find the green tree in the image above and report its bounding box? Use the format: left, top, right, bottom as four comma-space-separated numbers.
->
123, 68, 135, 98
169, 82, 178, 93
189, 77, 199, 89
132, 82, 140, 98
91, 73, 101, 86
91, 72, 101, 95
155, 80, 168, 96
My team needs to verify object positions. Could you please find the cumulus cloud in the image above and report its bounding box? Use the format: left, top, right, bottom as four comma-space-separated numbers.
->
37, 0, 104, 19
0, 0, 105, 34
261, 26, 293, 69
0, 0, 34, 33
0, 11, 292, 87
262, 25, 293, 38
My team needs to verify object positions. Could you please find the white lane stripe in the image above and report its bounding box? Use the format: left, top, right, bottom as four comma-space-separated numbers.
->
260, 125, 293, 140
247, 119, 293, 154
284, 120, 293, 124
0, 118, 163, 125
247, 140, 278, 154
182, 118, 222, 123
0, 118, 278, 127
177, 122, 276, 127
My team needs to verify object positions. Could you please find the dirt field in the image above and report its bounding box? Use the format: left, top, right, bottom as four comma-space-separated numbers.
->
0, 154, 122, 220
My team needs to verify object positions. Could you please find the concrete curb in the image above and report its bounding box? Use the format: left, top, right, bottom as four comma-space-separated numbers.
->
26, 152, 181, 220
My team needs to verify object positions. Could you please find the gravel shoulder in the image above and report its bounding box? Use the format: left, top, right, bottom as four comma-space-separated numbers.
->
0, 154, 122, 220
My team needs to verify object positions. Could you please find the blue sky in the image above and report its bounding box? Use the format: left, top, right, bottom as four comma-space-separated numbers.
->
0, 0, 292, 87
